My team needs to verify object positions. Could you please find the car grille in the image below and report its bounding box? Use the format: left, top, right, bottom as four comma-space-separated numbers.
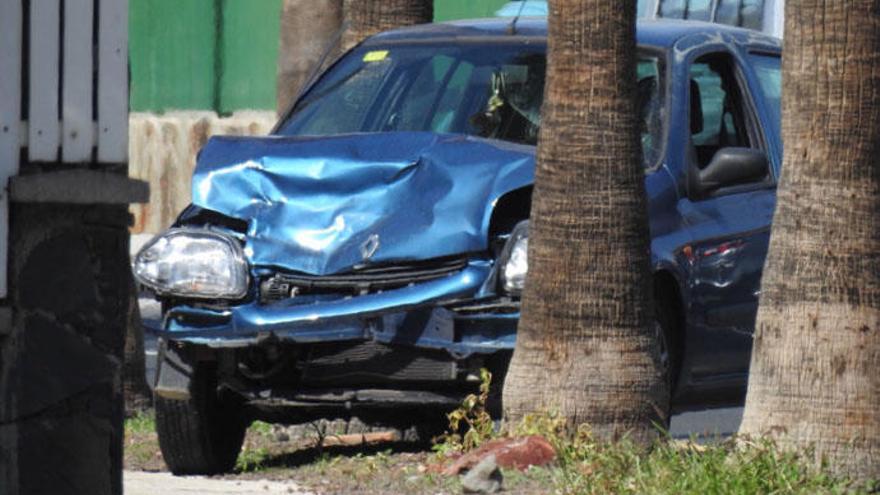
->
300, 341, 457, 385
259, 256, 469, 303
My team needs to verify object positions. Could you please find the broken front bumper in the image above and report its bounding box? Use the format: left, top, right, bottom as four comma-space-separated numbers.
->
158, 260, 520, 357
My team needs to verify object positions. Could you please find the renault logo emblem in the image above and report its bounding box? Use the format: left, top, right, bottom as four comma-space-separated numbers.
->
360, 234, 380, 262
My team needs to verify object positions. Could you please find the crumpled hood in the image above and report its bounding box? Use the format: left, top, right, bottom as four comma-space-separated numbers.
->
192, 132, 534, 275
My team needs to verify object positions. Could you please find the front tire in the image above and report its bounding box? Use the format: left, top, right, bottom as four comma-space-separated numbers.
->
155, 364, 246, 475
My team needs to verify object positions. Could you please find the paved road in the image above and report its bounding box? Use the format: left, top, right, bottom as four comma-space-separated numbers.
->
671, 406, 742, 438
124, 471, 313, 495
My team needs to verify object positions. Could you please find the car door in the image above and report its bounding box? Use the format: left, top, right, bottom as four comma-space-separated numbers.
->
677, 49, 777, 381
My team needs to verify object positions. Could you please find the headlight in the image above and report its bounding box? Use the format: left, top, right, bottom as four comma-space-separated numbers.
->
133, 228, 249, 300
499, 221, 529, 296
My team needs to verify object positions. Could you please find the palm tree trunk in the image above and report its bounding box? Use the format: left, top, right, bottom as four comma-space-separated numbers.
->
740, 1, 880, 482
502, 0, 667, 444
276, 0, 343, 114
341, 0, 432, 53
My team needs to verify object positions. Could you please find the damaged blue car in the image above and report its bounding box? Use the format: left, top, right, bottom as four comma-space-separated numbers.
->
134, 18, 782, 474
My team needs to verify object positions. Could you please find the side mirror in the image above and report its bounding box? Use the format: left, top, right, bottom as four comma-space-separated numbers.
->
696, 147, 769, 196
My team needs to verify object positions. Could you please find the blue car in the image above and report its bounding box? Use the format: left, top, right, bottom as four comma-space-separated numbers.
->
134, 18, 781, 473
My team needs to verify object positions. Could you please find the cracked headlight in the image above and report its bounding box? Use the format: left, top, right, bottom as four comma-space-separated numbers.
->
133, 228, 249, 299
499, 220, 529, 296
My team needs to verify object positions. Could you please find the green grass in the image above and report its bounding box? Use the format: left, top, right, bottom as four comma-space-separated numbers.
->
538, 436, 866, 495
125, 410, 156, 435
235, 446, 271, 472
234, 421, 278, 472
428, 372, 871, 495
433, 410, 870, 494
249, 420, 274, 437
124, 410, 162, 469
122, 379, 873, 494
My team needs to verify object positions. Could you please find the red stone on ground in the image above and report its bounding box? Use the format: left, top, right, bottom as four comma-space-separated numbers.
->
443, 435, 556, 475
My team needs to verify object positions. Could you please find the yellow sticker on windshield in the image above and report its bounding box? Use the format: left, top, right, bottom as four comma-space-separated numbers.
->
363, 50, 389, 62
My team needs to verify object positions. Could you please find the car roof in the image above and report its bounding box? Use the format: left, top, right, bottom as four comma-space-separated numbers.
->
366, 17, 781, 51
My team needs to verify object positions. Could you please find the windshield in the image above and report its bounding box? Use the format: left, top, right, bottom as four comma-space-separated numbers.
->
278, 43, 665, 167
279, 43, 547, 145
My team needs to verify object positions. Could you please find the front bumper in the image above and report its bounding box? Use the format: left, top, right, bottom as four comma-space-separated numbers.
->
158, 260, 520, 357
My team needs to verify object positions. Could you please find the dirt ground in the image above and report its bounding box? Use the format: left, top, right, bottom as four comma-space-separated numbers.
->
124, 418, 547, 494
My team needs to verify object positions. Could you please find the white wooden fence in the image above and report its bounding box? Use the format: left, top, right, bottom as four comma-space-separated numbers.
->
0, 0, 129, 297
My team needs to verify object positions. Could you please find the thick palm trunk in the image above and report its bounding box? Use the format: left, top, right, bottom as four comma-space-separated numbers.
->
740, 1, 880, 482
276, 0, 343, 114
502, 0, 667, 443
341, 0, 432, 52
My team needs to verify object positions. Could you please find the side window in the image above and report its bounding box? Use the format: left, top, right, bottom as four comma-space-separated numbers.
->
748, 54, 781, 151
637, 57, 665, 169
688, 53, 754, 170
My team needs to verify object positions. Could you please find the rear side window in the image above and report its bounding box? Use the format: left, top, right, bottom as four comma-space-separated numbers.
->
748, 54, 781, 149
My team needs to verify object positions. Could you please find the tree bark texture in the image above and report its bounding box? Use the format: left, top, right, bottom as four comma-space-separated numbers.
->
502, 0, 667, 444
740, 1, 880, 482
341, 0, 433, 53
276, 0, 343, 114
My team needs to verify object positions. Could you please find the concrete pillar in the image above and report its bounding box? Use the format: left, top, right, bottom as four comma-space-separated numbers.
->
0, 202, 134, 495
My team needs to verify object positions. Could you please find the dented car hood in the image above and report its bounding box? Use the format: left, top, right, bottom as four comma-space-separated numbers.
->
192, 132, 535, 275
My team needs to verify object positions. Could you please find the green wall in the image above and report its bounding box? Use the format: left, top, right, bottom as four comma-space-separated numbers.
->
129, 0, 282, 113
218, 0, 282, 113
434, 0, 509, 21
129, 0, 218, 111
130, 0, 506, 113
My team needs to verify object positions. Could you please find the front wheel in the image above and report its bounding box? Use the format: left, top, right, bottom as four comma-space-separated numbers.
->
155, 362, 246, 475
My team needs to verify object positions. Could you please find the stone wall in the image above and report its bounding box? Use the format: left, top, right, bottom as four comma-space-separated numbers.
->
128, 111, 277, 234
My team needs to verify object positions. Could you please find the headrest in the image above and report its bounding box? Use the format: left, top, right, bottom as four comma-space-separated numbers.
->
690, 79, 703, 135
637, 76, 657, 113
